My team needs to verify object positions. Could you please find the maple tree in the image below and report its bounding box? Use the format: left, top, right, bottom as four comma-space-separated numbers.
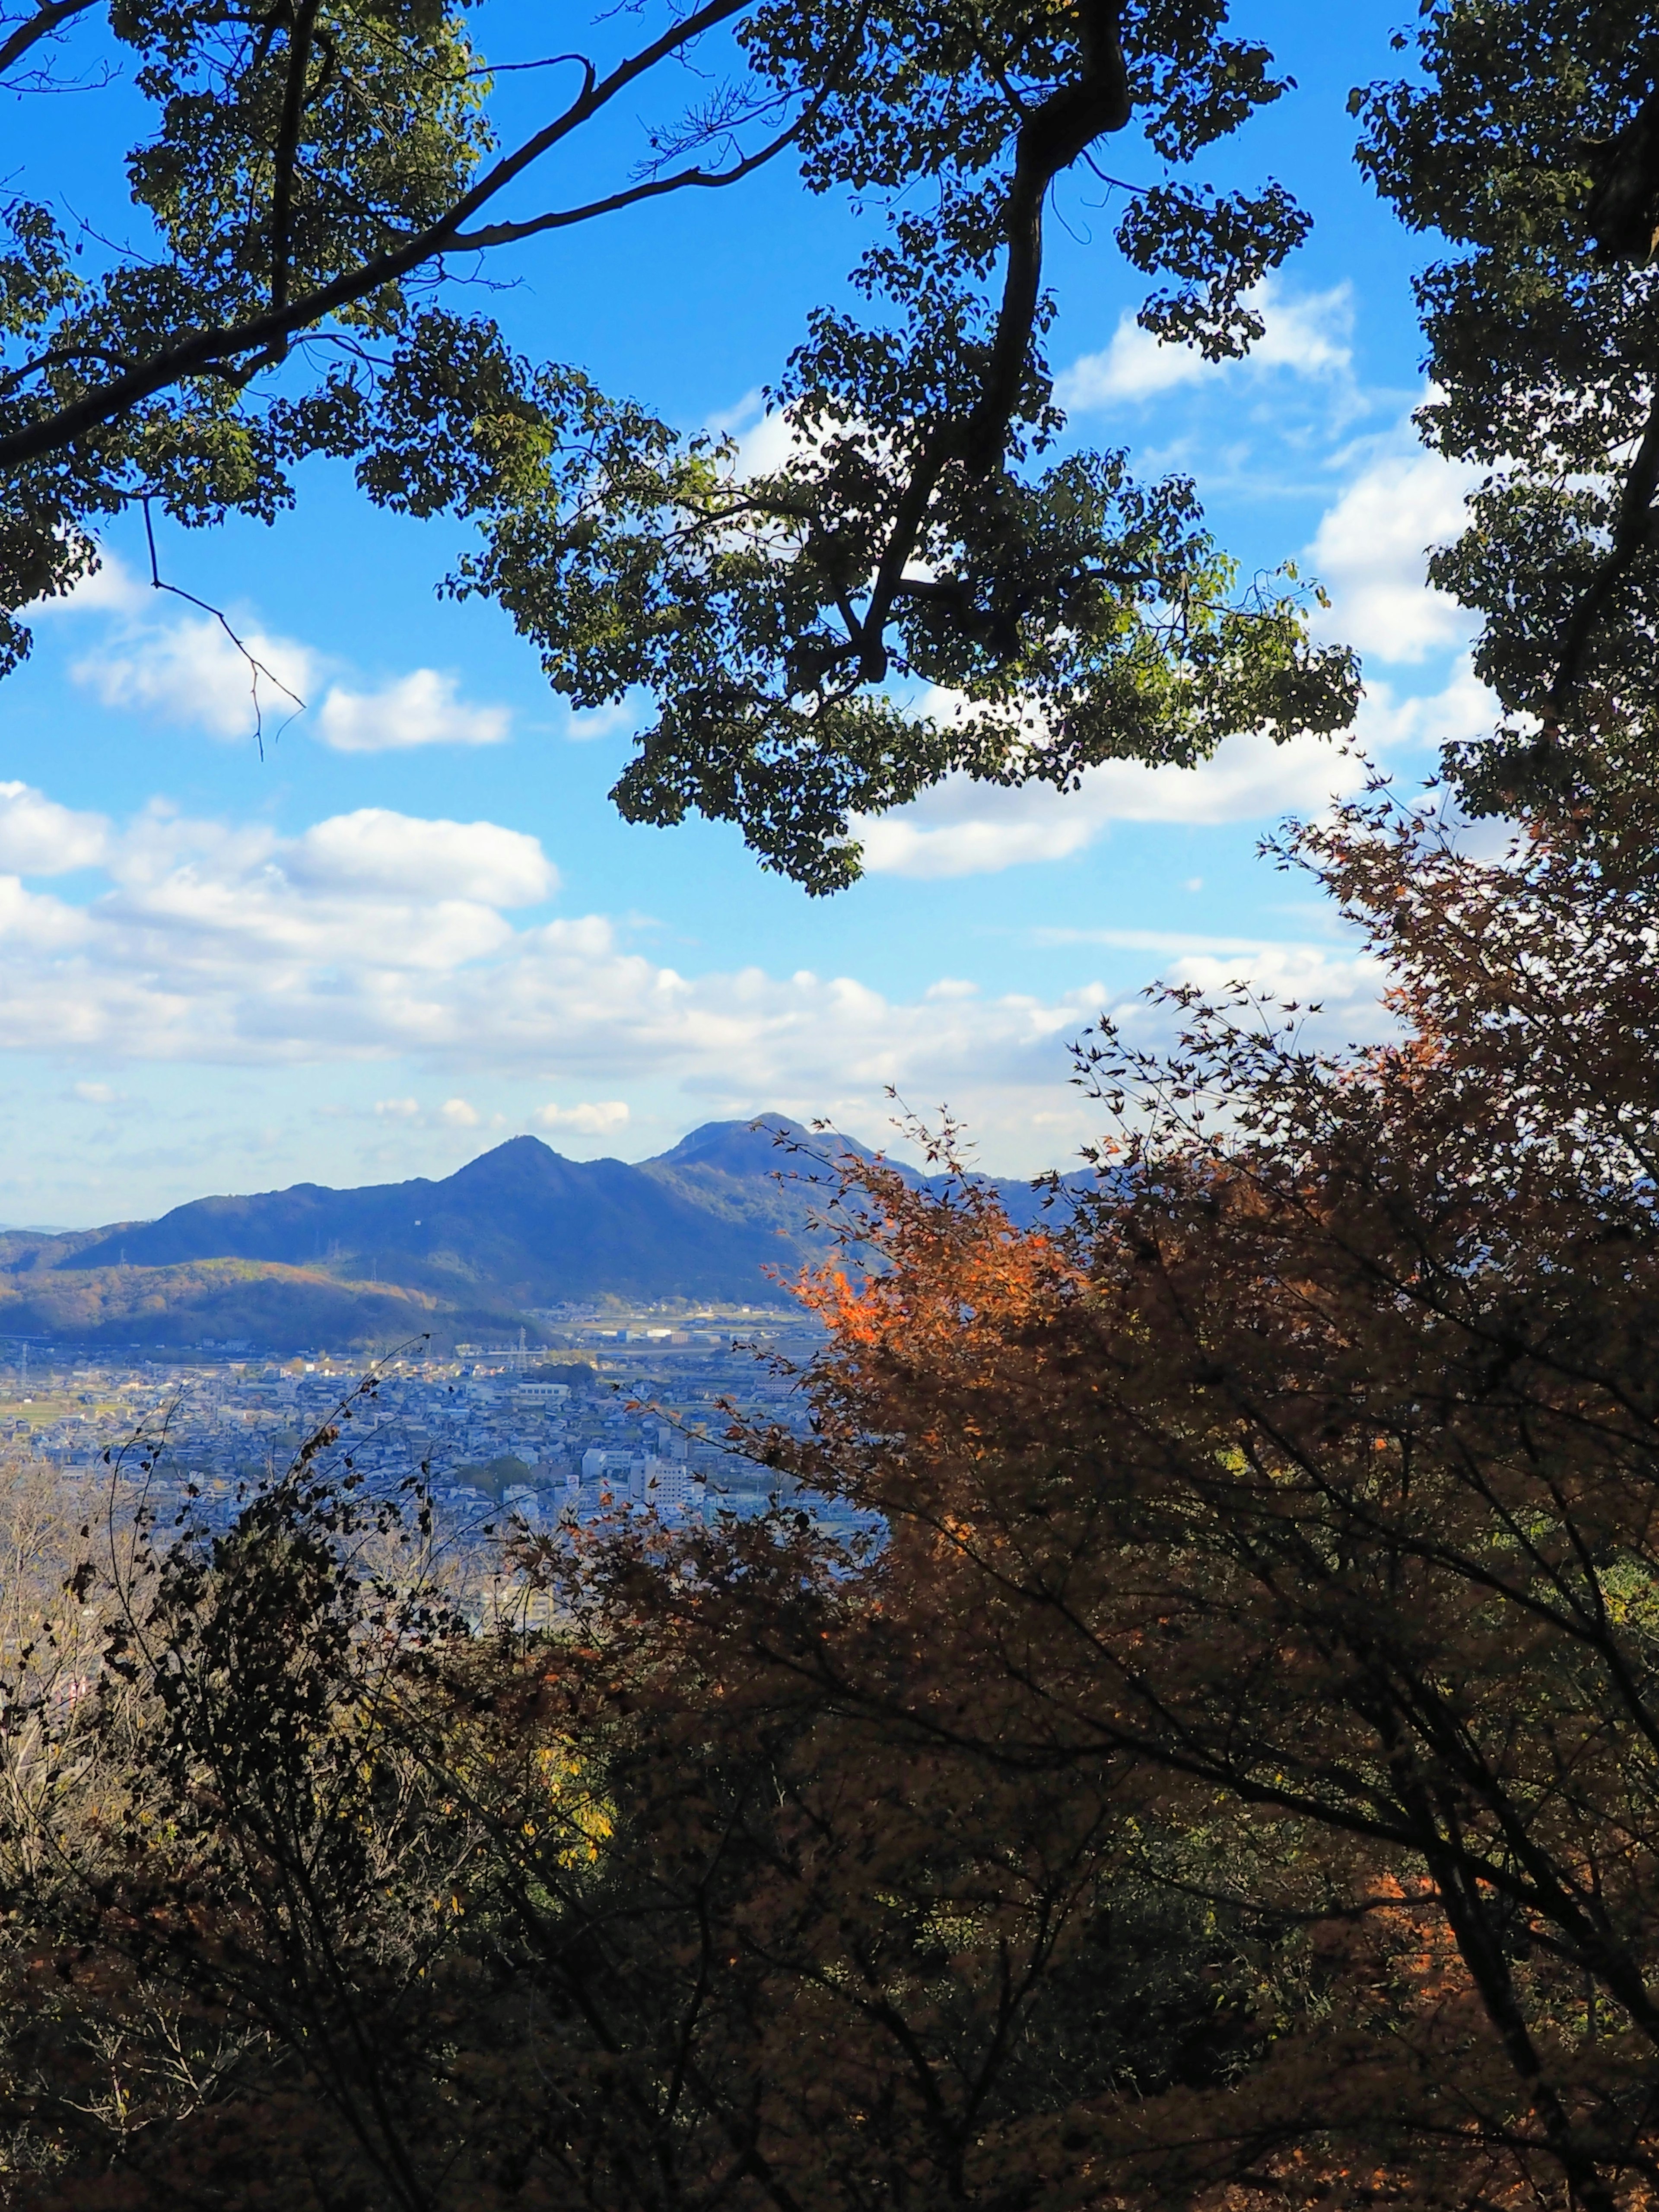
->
752, 774, 1659, 2212
9, 768, 1659, 2211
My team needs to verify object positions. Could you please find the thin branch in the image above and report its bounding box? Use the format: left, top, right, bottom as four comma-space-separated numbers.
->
142, 497, 305, 760
458, 50, 590, 82
0, 343, 141, 402
1079, 147, 1147, 193
448, 97, 823, 252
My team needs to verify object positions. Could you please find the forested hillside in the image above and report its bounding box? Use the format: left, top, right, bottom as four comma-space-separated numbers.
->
0, 1120, 1078, 1347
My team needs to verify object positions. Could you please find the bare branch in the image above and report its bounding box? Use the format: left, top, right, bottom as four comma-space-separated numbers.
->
142, 497, 305, 761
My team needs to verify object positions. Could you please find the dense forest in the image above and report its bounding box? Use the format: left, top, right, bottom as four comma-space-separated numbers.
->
5, 0, 1659, 2205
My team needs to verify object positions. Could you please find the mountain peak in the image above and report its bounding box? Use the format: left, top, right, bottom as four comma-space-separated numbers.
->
447, 1132, 565, 1176
648, 1115, 810, 1174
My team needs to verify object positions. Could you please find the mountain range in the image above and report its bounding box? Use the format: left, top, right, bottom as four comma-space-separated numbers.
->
0, 1119, 1084, 1354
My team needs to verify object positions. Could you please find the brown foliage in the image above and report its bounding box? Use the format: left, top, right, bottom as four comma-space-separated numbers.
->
6, 782, 1659, 2212
752, 782, 1659, 2212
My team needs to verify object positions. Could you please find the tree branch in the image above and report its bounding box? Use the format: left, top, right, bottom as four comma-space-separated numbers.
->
269, 0, 323, 326
960, 0, 1131, 477
1585, 83, 1659, 265
0, 0, 97, 80
448, 89, 832, 253
0, 0, 755, 469
1546, 387, 1659, 721
845, 5, 1132, 674
142, 497, 305, 761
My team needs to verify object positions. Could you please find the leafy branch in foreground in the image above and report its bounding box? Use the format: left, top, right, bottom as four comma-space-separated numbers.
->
1355, 1, 1659, 817
2, 0, 1358, 884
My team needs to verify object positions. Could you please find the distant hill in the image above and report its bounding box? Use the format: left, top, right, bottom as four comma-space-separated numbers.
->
0, 1118, 1090, 1353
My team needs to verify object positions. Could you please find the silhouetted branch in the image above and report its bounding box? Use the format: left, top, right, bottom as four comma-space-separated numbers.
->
142, 498, 306, 760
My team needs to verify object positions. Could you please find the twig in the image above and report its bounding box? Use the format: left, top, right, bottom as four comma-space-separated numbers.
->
141, 498, 306, 760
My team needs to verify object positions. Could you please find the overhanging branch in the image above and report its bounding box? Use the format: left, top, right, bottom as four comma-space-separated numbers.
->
0, 0, 757, 468
0, 0, 97, 80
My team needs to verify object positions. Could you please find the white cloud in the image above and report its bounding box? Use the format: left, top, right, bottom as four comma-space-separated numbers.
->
29, 550, 148, 619
315, 670, 510, 752
72, 611, 316, 737
0, 785, 1389, 1122
1307, 443, 1479, 664
289, 810, 555, 906
57, 570, 508, 753
708, 388, 815, 477
1353, 653, 1495, 753
534, 1100, 630, 1137
73, 1081, 115, 1105
852, 650, 1504, 884
0, 876, 94, 950
564, 699, 639, 744
0, 783, 109, 874
1056, 276, 1354, 410
1160, 940, 1389, 1018
858, 725, 1370, 880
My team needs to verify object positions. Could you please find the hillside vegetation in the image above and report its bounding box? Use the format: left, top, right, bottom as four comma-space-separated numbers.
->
0, 1120, 1068, 1349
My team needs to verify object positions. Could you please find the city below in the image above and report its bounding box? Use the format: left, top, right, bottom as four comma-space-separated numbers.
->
0, 1304, 871, 1557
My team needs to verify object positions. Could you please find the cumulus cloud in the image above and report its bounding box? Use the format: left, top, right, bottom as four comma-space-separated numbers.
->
1159, 939, 1389, 1017
60, 570, 510, 753
73, 612, 317, 737
1353, 654, 1496, 755
289, 810, 555, 906
0, 784, 1389, 1134
0, 784, 109, 874
315, 670, 510, 752
858, 725, 1370, 879
853, 650, 1505, 884
1056, 277, 1354, 410
30, 550, 148, 619
707, 388, 820, 477
534, 1100, 630, 1137
564, 699, 640, 744
1307, 443, 1479, 664
0, 876, 95, 950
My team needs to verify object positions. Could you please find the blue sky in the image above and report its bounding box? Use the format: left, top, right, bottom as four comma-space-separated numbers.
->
0, 1, 1487, 1222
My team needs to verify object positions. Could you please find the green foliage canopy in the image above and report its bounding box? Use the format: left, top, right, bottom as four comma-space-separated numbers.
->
1355, 1, 1659, 815
0, 0, 1360, 887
